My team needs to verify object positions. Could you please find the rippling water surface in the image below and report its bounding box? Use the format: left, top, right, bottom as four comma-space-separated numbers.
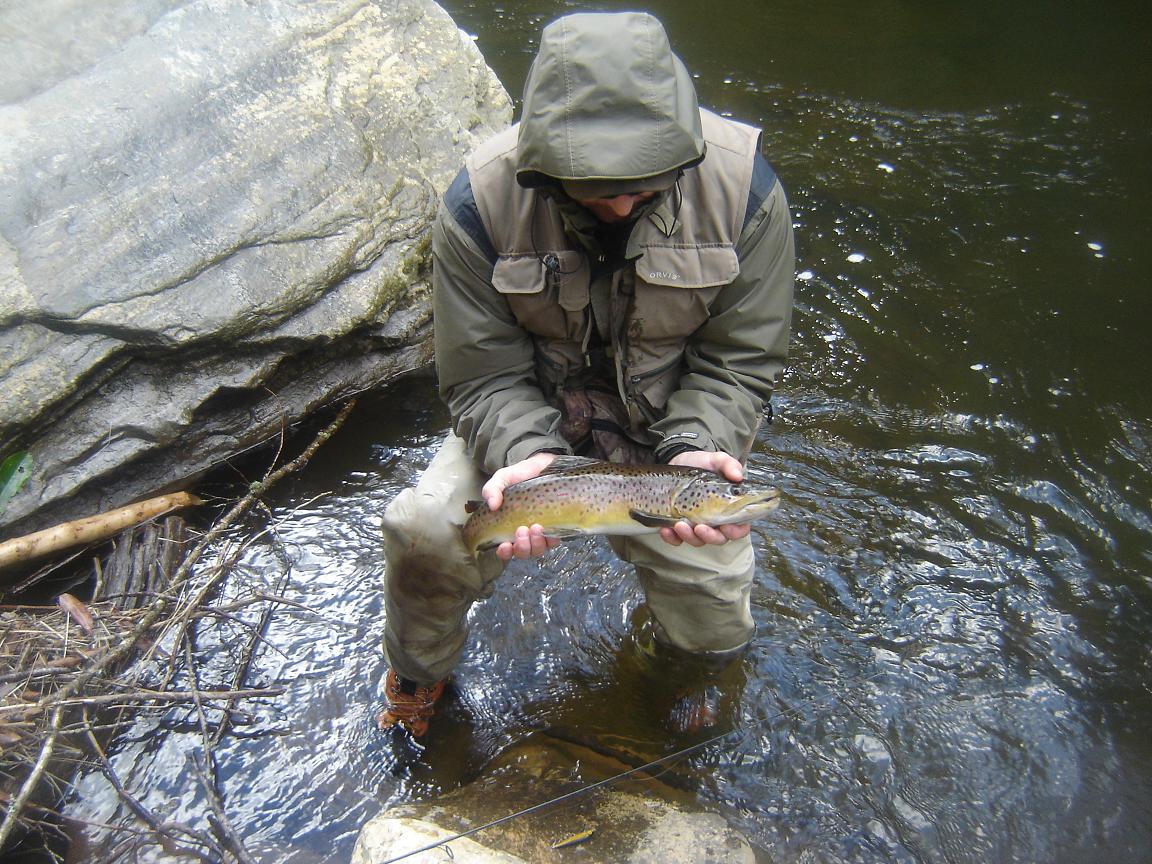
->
65, 2, 1150, 862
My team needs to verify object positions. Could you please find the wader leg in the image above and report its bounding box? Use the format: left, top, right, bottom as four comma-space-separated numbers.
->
621, 606, 751, 735
609, 533, 756, 656
380, 434, 499, 684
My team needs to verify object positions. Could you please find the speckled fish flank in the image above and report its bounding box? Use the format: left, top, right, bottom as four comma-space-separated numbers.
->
462, 456, 781, 554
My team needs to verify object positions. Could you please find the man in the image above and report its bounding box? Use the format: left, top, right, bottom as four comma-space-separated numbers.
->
378, 11, 794, 737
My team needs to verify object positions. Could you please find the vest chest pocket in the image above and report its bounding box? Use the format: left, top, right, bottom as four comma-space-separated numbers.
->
630, 245, 738, 340
492, 253, 589, 341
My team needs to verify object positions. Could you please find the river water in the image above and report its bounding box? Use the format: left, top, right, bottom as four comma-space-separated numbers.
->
62, 1, 1150, 862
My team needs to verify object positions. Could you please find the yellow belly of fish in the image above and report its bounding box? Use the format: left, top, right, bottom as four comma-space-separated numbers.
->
463, 496, 658, 553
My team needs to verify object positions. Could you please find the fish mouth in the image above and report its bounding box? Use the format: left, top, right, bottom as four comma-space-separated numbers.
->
710, 487, 781, 523
742, 489, 782, 512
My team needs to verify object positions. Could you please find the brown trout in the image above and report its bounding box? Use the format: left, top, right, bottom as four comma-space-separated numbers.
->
462, 456, 781, 554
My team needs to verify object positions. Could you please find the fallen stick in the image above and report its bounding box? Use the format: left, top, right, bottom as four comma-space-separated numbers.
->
81, 708, 224, 863
0, 492, 203, 570
57, 686, 286, 707
0, 706, 63, 848
0, 686, 286, 716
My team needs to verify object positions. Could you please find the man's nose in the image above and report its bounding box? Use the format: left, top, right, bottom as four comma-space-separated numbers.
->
606, 195, 637, 217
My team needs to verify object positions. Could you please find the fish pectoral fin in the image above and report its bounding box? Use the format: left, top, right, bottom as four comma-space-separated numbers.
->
628, 509, 680, 528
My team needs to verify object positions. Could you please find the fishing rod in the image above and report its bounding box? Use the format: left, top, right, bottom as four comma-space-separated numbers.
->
379, 724, 739, 864
378, 665, 892, 864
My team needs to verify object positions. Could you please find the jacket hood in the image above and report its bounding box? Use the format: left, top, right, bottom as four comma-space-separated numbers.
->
515, 12, 705, 190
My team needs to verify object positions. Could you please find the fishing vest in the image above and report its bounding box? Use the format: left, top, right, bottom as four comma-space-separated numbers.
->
466, 109, 762, 439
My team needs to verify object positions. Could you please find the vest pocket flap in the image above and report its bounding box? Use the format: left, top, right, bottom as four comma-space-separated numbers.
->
552, 251, 590, 312
492, 253, 590, 311
492, 256, 546, 294
639, 245, 739, 288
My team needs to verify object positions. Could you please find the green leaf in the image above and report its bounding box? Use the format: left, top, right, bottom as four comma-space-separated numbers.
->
0, 451, 33, 518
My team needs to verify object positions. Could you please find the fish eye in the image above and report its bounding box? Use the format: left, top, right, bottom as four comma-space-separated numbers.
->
729, 484, 743, 496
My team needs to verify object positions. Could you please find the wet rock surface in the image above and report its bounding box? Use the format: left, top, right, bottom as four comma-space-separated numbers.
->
0, 0, 511, 537
353, 731, 757, 864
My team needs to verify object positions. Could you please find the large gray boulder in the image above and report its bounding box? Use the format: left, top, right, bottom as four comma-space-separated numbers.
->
0, 0, 511, 538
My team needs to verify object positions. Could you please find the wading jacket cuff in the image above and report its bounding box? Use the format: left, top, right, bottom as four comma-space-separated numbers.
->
655, 443, 703, 464
505, 437, 572, 468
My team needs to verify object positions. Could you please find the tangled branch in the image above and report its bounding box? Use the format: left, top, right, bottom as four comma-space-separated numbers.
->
0, 400, 356, 855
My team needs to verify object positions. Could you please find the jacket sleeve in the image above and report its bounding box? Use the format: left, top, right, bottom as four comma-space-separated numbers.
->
649, 176, 795, 461
431, 198, 572, 474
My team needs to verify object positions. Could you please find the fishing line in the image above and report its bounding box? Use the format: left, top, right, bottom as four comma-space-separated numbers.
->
378, 665, 893, 864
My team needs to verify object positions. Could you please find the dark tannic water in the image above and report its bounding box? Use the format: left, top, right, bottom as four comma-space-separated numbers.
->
61, 1, 1151, 862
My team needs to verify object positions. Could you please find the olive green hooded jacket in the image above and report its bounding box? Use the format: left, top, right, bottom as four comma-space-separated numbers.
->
431, 12, 794, 474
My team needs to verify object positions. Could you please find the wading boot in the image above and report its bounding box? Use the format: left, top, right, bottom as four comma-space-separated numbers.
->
625, 611, 748, 737
377, 669, 446, 737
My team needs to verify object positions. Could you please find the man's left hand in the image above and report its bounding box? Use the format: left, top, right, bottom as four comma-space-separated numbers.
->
660, 450, 752, 547
482, 452, 565, 562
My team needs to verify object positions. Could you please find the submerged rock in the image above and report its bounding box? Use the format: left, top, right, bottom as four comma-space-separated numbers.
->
0, 0, 511, 537
354, 816, 530, 864
353, 731, 757, 864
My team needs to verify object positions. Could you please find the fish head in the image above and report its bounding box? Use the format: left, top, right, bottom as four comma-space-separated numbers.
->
671, 473, 781, 526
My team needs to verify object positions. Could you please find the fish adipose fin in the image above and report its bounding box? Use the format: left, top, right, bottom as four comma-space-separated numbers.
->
464, 499, 485, 514
628, 509, 680, 528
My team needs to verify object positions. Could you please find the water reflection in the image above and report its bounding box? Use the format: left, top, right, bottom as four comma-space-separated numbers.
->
63, 1, 1152, 862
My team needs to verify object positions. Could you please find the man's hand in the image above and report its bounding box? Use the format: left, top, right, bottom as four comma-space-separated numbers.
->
660, 450, 752, 548
482, 451, 564, 562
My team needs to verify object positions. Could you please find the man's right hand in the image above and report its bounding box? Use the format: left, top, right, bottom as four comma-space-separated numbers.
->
481, 452, 563, 562
661, 449, 751, 548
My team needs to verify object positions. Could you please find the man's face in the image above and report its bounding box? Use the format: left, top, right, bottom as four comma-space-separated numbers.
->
575, 191, 657, 224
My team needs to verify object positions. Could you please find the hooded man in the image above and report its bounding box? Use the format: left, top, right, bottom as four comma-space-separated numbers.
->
377, 12, 794, 737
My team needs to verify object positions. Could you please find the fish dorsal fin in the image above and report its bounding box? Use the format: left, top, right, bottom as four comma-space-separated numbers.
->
464, 499, 485, 514
629, 508, 679, 528
539, 455, 602, 476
